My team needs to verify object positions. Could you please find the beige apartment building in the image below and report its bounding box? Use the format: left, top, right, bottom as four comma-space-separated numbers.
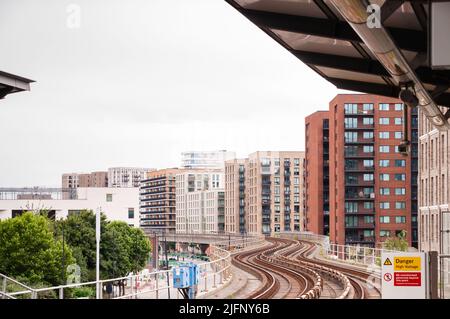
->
418, 108, 450, 253
175, 169, 225, 234
225, 151, 305, 235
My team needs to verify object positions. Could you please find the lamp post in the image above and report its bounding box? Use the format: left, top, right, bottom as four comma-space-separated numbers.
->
164, 231, 170, 299
96, 207, 101, 299
62, 220, 65, 286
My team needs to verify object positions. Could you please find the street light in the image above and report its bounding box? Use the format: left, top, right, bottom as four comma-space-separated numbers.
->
96, 207, 101, 299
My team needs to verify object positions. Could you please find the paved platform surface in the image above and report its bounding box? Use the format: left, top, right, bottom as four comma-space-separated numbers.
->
198, 265, 261, 299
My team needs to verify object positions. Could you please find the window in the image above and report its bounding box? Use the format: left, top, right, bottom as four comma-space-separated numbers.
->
363, 145, 374, 153
395, 202, 406, 209
364, 216, 374, 224
274, 158, 280, 166
363, 103, 374, 111
379, 145, 390, 153
363, 117, 374, 125
106, 194, 113, 202
363, 131, 373, 139
275, 196, 280, 203
379, 132, 390, 139
128, 208, 134, 219
395, 103, 404, 111
364, 202, 374, 210
395, 117, 403, 125
395, 216, 406, 223
345, 216, 358, 227
394, 131, 403, 139
379, 160, 390, 167
379, 103, 389, 111
345, 117, 358, 128
345, 132, 358, 143
294, 177, 299, 185
364, 230, 374, 237
345, 202, 358, 213
394, 146, 400, 153
344, 103, 358, 114
379, 174, 390, 181
363, 160, 374, 168
395, 188, 406, 195
363, 174, 374, 181
380, 202, 390, 209
380, 188, 390, 195
379, 118, 389, 125
394, 174, 406, 181
395, 160, 406, 167
294, 158, 300, 166
380, 230, 391, 237
380, 216, 390, 223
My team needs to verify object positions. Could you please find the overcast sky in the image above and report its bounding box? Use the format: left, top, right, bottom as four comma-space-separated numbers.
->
0, 0, 349, 187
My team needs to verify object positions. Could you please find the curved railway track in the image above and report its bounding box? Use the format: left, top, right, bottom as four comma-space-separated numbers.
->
232, 237, 381, 299
231, 238, 318, 299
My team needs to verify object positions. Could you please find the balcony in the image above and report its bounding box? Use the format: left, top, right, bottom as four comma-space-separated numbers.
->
345, 237, 375, 244
345, 109, 374, 116
344, 139, 374, 145
345, 166, 374, 172
345, 152, 375, 159
345, 179, 374, 187
345, 193, 375, 200
345, 222, 375, 229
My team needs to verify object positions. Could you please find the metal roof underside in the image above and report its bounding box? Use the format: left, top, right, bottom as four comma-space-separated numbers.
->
225, 0, 450, 108
0, 71, 34, 99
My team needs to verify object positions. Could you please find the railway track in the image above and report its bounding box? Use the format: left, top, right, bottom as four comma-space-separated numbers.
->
232, 237, 381, 299
231, 238, 319, 299
285, 240, 381, 299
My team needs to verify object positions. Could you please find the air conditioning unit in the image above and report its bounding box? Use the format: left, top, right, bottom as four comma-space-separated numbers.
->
370, 193, 375, 199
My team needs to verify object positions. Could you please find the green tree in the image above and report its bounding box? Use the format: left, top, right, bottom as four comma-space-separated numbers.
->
54, 210, 107, 271
0, 212, 75, 286
101, 221, 151, 278
55, 211, 151, 280
129, 227, 151, 273
383, 230, 409, 251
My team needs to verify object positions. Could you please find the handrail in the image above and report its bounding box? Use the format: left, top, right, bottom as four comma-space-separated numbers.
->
0, 234, 264, 299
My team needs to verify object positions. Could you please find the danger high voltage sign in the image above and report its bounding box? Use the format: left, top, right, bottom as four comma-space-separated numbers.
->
381, 252, 426, 299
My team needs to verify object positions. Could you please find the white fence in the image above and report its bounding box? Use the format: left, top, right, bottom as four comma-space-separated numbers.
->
0, 235, 265, 299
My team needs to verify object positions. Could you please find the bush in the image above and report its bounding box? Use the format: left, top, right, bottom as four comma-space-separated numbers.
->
71, 286, 95, 299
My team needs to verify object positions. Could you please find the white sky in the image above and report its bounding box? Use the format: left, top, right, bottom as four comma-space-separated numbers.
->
0, 0, 349, 187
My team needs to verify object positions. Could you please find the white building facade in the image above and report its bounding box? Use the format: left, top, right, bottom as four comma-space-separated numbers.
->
175, 170, 225, 234
181, 150, 236, 169
108, 167, 154, 188
0, 187, 139, 227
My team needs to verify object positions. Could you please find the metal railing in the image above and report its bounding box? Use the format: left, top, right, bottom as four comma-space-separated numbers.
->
277, 231, 398, 268
0, 234, 264, 299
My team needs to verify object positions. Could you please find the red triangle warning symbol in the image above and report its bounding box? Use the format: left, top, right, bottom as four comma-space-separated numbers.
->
384, 258, 392, 266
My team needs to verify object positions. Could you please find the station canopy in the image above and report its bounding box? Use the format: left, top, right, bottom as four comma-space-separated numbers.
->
0, 70, 34, 99
225, 0, 450, 109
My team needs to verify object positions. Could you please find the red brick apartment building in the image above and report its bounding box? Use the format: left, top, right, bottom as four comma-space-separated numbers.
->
305, 94, 418, 248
